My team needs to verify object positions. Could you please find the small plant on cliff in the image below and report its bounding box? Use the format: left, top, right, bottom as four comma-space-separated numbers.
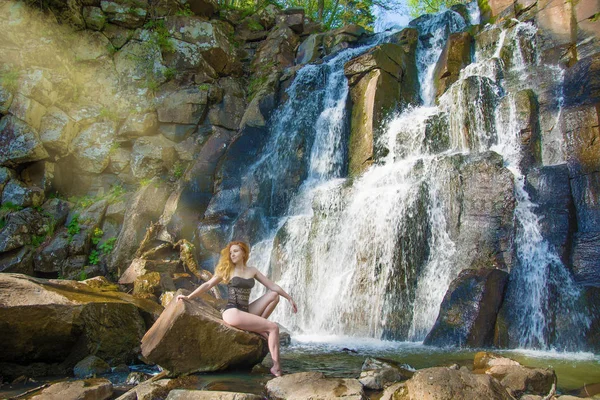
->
78, 270, 88, 281
172, 161, 185, 179
0, 218, 5, 230
1, 202, 24, 213
91, 227, 104, 245
98, 237, 117, 255
88, 249, 100, 265
175, 3, 194, 16
68, 214, 81, 237
99, 107, 121, 122
246, 19, 265, 31
139, 178, 152, 187
31, 234, 46, 248
107, 184, 126, 203
143, 19, 174, 54
163, 67, 177, 81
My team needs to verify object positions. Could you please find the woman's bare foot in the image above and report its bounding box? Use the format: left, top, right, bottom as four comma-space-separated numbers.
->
270, 365, 282, 377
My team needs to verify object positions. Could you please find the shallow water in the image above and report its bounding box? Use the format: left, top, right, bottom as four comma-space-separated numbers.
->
2, 337, 598, 398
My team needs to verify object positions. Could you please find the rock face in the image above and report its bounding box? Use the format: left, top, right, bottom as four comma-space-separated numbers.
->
390, 367, 514, 400
140, 294, 268, 374
344, 37, 420, 176
424, 268, 509, 347
0, 274, 161, 378
433, 32, 472, 101
265, 372, 366, 400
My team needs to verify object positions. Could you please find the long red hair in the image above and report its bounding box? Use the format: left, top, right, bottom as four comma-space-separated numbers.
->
214, 241, 250, 283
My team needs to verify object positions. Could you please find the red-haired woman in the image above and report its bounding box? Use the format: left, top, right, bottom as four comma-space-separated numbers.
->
177, 241, 297, 377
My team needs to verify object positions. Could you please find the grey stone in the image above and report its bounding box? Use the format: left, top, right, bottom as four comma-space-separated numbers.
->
71, 121, 117, 174
130, 135, 178, 179
0, 115, 49, 167
83, 6, 106, 31
39, 107, 78, 158
1, 180, 44, 208
74, 355, 111, 378
118, 112, 158, 139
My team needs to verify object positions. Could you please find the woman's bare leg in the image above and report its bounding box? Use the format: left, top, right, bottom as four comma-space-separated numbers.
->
249, 291, 280, 319
222, 308, 281, 376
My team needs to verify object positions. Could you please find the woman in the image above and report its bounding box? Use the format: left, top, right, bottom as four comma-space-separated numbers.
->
177, 241, 297, 377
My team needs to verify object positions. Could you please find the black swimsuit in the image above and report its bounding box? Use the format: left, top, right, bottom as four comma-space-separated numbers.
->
224, 276, 255, 312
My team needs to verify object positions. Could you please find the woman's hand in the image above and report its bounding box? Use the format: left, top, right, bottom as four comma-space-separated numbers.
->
289, 298, 298, 313
176, 294, 189, 302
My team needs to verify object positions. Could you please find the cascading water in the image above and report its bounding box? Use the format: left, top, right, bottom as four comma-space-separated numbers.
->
246, 6, 589, 350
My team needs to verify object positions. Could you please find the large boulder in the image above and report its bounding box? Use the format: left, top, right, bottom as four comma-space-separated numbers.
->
207, 77, 246, 131
130, 135, 178, 179
166, 390, 262, 400
109, 179, 171, 275
118, 112, 158, 139
473, 352, 556, 397
0, 207, 48, 253
0, 115, 49, 167
389, 367, 513, 400
8, 94, 47, 131
140, 294, 267, 374
424, 268, 509, 347
0, 274, 162, 378
39, 106, 78, 158
156, 86, 210, 125
359, 357, 414, 390
71, 121, 118, 174
433, 31, 472, 101
265, 372, 365, 400
1, 179, 45, 208
344, 42, 420, 176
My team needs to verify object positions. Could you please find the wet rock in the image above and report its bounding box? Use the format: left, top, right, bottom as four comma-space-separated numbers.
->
109, 179, 171, 275
231, 207, 269, 245
562, 104, 600, 177
34, 230, 69, 274
345, 43, 419, 176
140, 292, 267, 374
572, 232, 600, 286
574, 0, 600, 58
0, 274, 160, 370
535, 0, 578, 64
125, 371, 150, 385
390, 366, 513, 400
296, 33, 324, 65
166, 390, 262, 399
30, 378, 113, 400
1, 179, 44, 208
424, 268, 509, 348
266, 372, 365, 400
433, 31, 472, 100
0, 246, 34, 274
252, 24, 299, 78
473, 352, 555, 397
130, 135, 178, 179
74, 355, 111, 378
71, 121, 117, 174
0, 115, 49, 167
525, 165, 574, 264
39, 107, 78, 158
118, 112, 158, 139
101, 0, 147, 28
359, 357, 414, 390
571, 172, 600, 234
83, 6, 106, 31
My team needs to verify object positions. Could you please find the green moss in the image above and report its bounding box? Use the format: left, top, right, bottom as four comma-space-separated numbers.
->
0, 68, 20, 92
175, 3, 194, 16
247, 20, 265, 31
0, 202, 24, 213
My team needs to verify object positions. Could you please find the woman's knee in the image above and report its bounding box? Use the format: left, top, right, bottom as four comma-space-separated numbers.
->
269, 291, 280, 304
268, 321, 279, 333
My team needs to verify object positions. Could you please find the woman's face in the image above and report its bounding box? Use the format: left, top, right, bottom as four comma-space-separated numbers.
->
229, 244, 244, 265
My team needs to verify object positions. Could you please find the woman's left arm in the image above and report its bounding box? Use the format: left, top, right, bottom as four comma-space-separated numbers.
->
253, 268, 298, 313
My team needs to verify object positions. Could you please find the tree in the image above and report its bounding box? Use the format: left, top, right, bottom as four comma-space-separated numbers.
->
406, 0, 464, 17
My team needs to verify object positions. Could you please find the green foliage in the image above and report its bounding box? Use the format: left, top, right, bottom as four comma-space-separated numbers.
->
247, 75, 268, 100
0, 202, 24, 213
0, 67, 20, 92
0, 218, 5, 230
139, 177, 152, 187
68, 214, 81, 237
198, 83, 211, 91
99, 107, 121, 122
172, 162, 185, 179
175, 3, 194, 16
69, 195, 95, 209
143, 19, 175, 54
144, 78, 160, 96
91, 227, 104, 245
88, 249, 100, 265
78, 270, 88, 281
99, 237, 117, 255
247, 19, 265, 31
164, 67, 177, 81
406, 0, 463, 17
31, 234, 46, 248
106, 184, 126, 203
591, 12, 600, 22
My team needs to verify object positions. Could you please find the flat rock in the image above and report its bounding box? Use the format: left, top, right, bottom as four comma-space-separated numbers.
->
30, 378, 113, 400
265, 372, 365, 400
166, 390, 262, 399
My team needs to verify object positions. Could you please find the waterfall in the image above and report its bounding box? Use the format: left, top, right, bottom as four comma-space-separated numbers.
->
245, 7, 589, 350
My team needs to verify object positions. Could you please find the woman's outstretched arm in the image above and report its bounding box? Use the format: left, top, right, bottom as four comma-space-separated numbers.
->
253, 268, 298, 313
177, 275, 223, 301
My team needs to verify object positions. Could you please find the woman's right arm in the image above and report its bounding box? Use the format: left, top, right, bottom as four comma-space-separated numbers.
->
177, 275, 223, 302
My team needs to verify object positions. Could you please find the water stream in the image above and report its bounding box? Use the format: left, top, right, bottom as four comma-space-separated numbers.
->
245, 6, 590, 351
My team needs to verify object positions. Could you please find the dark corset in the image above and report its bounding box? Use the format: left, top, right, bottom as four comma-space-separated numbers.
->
224, 276, 255, 312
